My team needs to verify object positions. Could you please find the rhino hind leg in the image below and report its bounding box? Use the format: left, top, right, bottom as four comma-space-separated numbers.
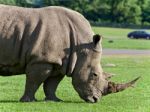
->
20, 64, 53, 102
43, 75, 64, 102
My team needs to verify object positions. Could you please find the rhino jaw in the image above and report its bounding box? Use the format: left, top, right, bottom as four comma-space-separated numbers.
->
103, 76, 140, 95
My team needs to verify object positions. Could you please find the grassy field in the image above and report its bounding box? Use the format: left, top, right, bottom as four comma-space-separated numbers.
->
0, 0, 17, 5
92, 27, 150, 49
0, 3, 149, 111
0, 55, 149, 112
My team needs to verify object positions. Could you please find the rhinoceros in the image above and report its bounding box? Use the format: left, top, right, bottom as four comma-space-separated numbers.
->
0, 4, 139, 103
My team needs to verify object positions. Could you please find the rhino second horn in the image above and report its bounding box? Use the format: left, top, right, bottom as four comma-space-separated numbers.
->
103, 72, 115, 80
104, 76, 141, 95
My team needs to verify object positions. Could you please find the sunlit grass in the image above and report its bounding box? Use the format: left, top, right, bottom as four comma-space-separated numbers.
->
0, 56, 149, 112
92, 27, 150, 49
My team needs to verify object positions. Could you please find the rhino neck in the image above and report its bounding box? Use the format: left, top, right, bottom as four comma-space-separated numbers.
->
65, 22, 78, 77
65, 18, 93, 77
65, 37, 93, 77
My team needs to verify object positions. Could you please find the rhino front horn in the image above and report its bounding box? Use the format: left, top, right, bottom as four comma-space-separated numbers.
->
103, 76, 141, 95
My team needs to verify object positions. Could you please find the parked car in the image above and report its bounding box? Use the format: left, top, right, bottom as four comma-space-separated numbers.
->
127, 30, 150, 39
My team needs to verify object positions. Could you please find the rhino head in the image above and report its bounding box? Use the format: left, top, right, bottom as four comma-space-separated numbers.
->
71, 34, 140, 103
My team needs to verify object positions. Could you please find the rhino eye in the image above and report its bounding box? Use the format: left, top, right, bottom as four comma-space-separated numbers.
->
87, 65, 91, 68
93, 73, 98, 77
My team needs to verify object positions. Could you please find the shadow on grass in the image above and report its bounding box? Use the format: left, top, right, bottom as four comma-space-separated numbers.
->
0, 100, 19, 103
0, 100, 85, 104
62, 100, 85, 104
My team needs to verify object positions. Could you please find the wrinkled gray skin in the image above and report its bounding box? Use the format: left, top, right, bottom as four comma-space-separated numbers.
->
0, 5, 139, 103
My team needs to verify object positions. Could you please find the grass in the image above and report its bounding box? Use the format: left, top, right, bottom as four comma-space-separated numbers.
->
92, 27, 150, 49
0, 0, 17, 5
0, 55, 149, 112
0, 3, 148, 111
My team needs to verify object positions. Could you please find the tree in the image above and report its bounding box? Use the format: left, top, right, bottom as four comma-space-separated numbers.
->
1, 0, 150, 26
106, 0, 142, 24
137, 0, 150, 25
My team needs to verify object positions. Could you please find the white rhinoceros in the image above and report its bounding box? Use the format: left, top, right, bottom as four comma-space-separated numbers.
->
0, 4, 139, 103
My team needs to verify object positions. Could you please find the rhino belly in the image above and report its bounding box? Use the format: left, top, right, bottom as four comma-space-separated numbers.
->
0, 63, 24, 76
0, 43, 24, 76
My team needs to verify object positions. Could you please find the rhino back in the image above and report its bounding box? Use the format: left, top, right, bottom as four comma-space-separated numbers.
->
0, 5, 94, 75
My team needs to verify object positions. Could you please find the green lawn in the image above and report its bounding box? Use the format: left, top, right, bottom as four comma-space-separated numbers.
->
0, 56, 149, 112
92, 27, 150, 49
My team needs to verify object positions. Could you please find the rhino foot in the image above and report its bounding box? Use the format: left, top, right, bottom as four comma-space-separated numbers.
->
45, 96, 63, 102
20, 96, 37, 102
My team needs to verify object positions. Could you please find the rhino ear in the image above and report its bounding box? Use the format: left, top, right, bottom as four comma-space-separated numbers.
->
93, 34, 102, 52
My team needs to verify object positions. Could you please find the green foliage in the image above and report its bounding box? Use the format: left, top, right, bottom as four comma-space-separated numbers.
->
0, 0, 17, 5
1, 0, 150, 26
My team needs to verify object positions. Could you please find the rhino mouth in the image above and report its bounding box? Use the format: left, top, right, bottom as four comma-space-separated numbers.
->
84, 95, 99, 103
74, 85, 103, 103
80, 90, 102, 103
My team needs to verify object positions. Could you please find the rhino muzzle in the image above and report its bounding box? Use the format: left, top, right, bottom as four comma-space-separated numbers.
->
76, 89, 102, 103
75, 76, 140, 103
85, 76, 140, 103
84, 95, 100, 103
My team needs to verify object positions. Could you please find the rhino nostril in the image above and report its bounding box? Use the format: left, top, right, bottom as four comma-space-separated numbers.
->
84, 95, 99, 103
93, 96, 98, 103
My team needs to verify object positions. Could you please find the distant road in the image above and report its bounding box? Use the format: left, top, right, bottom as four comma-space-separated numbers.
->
102, 49, 150, 55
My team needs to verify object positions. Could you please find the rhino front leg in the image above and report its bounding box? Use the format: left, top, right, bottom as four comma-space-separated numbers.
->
43, 75, 64, 102
20, 64, 52, 102
20, 76, 41, 102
